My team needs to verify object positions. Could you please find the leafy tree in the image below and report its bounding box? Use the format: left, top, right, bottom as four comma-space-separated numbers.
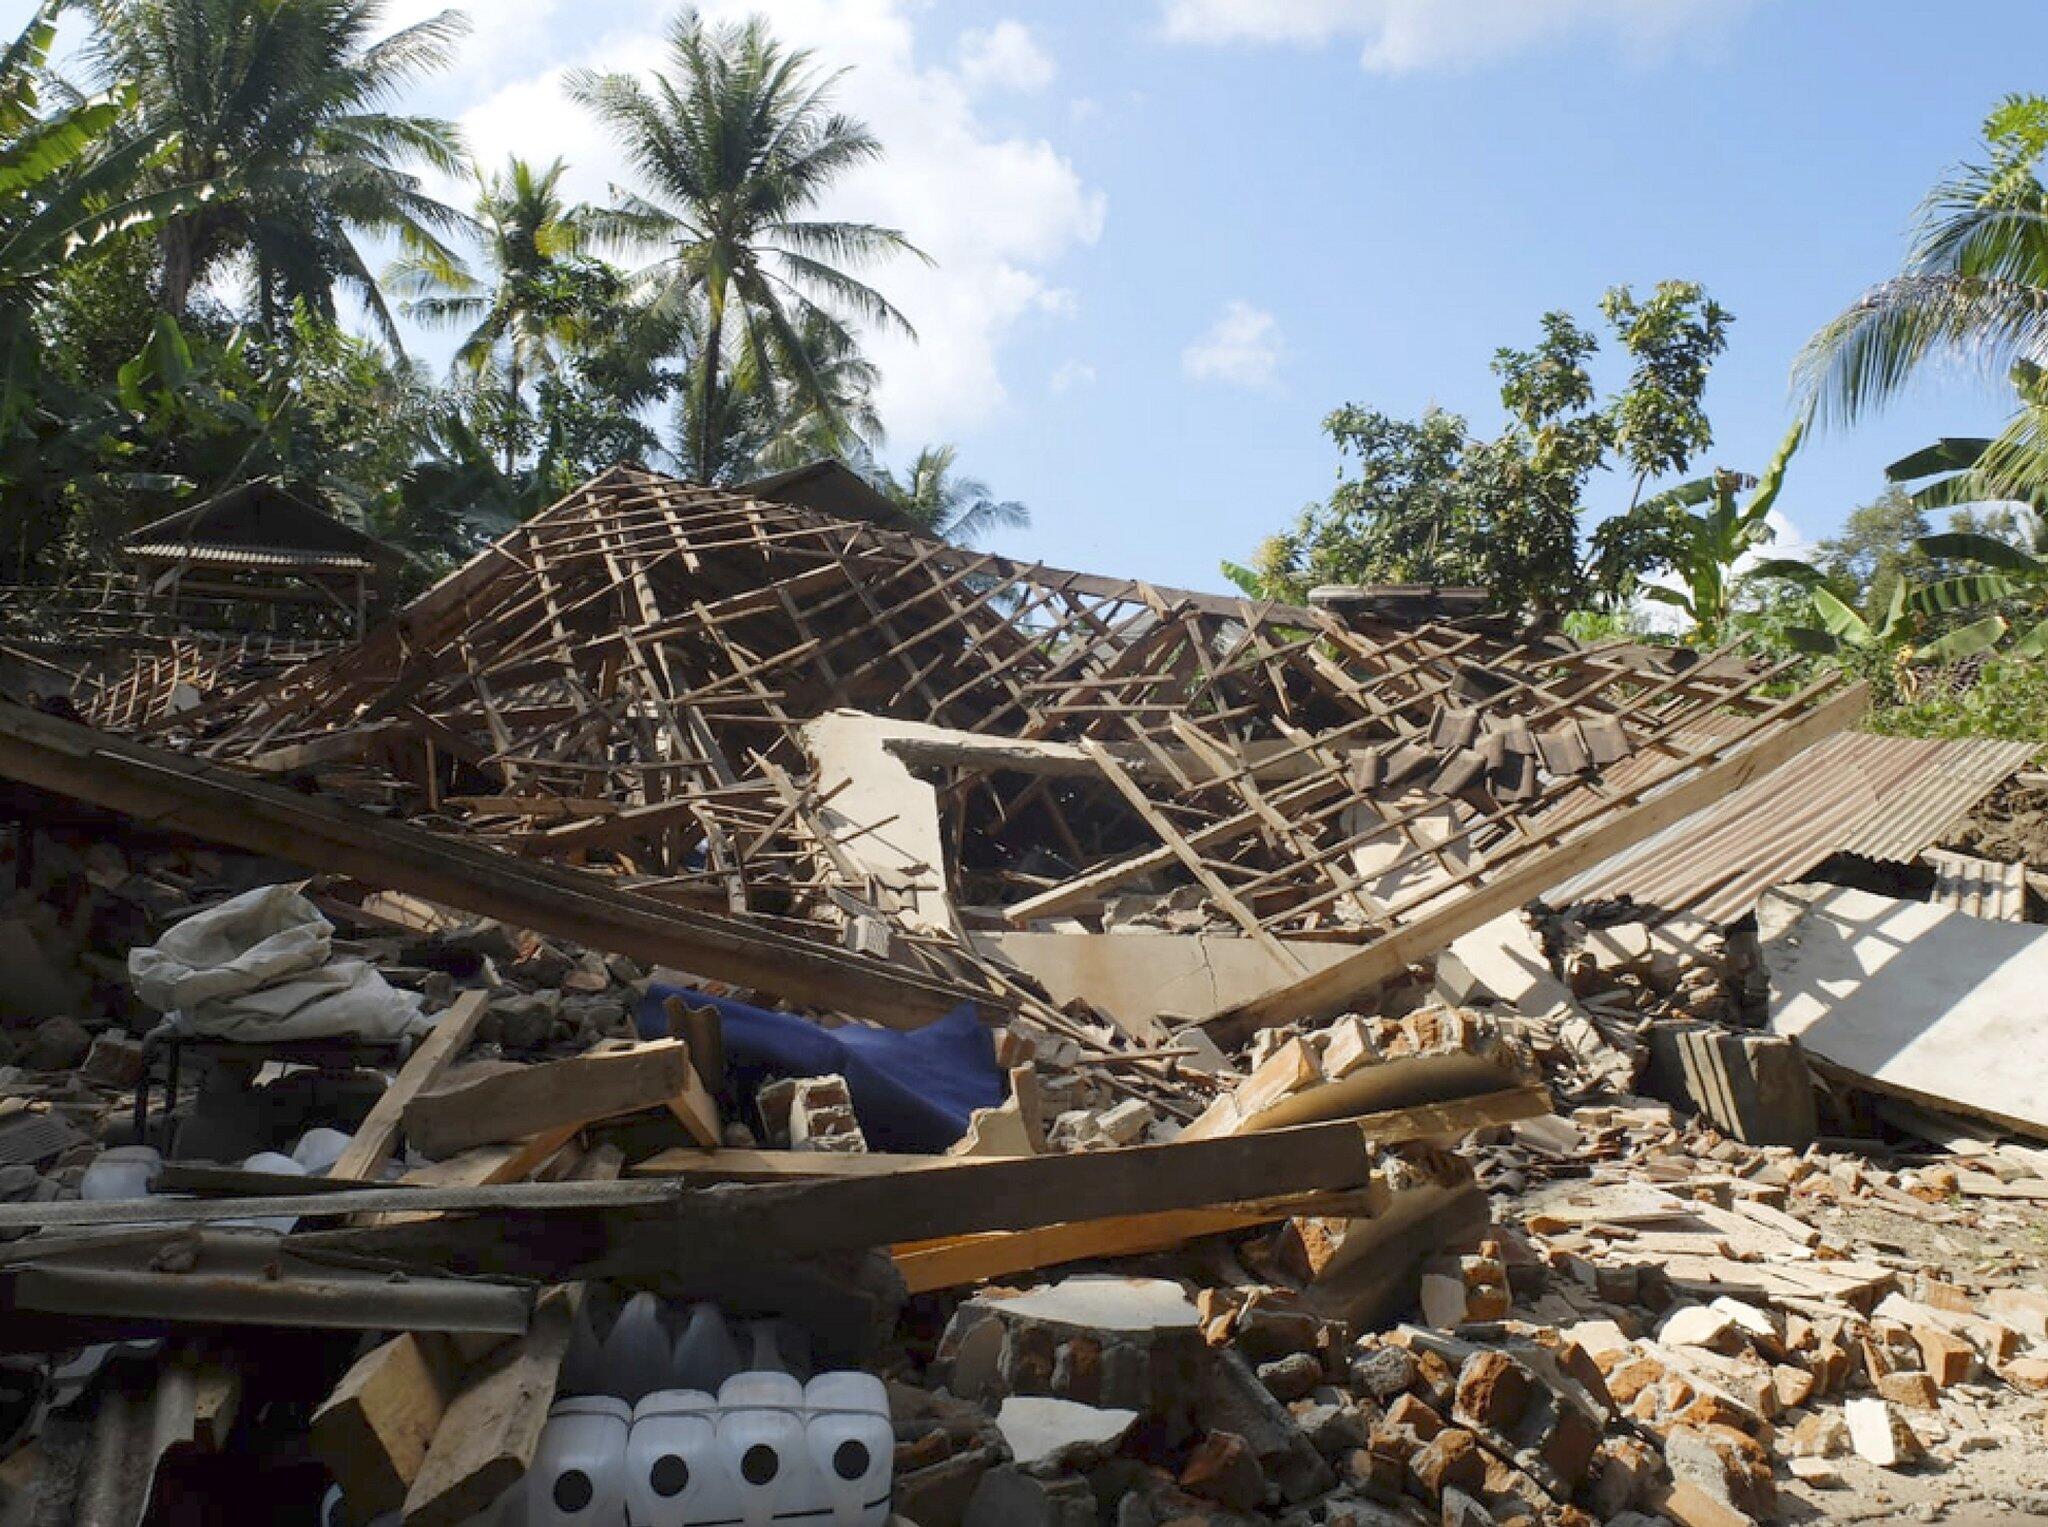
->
0, 4, 212, 328
1809, 485, 1931, 621
1292, 407, 1480, 594
880, 445, 1028, 547
667, 303, 882, 482
1602, 281, 1731, 506
86, 0, 470, 338
1235, 283, 1731, 622
0, 1, 215, 578
569, 9, 922, 484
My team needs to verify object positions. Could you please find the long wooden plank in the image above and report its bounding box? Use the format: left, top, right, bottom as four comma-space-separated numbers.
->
890, 1190, 1370, 1294
629, 1147, 995, 1180
291, 1088, 1554, 1287
0, 701, 990, 1027
0, 1087, 1551, 1241
328, 992, 490, 1182
1215, 683, 1868, 1029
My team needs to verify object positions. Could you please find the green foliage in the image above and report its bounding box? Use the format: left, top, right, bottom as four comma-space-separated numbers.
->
1, 2, 931, 591
1865, 656, 2048, 742
1905, 527, 2048, 659
1798, 94, 2048, 517
1810, 486, 1932, 623
1592, 419, 1805, 645
1602, 281, 1731, 498
1238, 282, 1732, 621
0, 3, 213, 329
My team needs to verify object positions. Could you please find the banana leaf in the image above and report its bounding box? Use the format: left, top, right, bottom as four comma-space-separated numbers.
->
1917, 615, 2010, 663
1886, 437, 1994, 481
1918, 530, 2044, 575
1808, 586, 1871, 644
1908, 572, 2021, 616
1748, 557, 1824, 584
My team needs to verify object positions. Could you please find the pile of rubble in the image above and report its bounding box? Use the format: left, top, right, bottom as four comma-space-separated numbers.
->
0, 465, 2039, 1527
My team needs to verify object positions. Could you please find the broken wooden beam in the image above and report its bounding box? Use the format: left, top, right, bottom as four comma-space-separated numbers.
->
328, 991, 489, 1181
312, 1334, 465, 1523
402, 1286, 578, 1527
0, 700, 994, 1027
401, 1039, 704, 1159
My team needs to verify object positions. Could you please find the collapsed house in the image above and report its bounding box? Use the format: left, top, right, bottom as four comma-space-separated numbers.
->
0, 464, 2041, 1527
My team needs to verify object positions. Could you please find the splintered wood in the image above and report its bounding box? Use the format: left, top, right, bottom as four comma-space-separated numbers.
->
125, 464, 1861, 1029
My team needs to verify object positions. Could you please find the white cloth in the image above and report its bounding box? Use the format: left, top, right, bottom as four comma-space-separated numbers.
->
129, 884, 426, 1042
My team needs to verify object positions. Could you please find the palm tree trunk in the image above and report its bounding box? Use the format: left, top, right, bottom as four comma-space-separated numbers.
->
506, 356, 522, 477
159, 222, 196, 317
696, 275, 726, 484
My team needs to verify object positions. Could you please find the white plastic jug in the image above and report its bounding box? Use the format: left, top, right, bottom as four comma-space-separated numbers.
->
625, 1390, 726, 1527
801, 1373, 892, 1527
669, 1304, 741, 1394
234, 1150, 308, 1232
602, 1293, 673, 1406
523, 1395, 630, 1527
293, 1127, 354, 1174
80, 1146, 162, 1201
714, 1372, 812, 1527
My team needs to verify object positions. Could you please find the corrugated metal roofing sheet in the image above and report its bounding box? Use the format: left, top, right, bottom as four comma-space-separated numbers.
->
1837, 736, 2042, 862
1551, 732, 2037, 924
124, 542, 378, 572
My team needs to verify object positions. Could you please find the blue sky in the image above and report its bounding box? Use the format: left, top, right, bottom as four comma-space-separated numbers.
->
25, 0, 2048, 594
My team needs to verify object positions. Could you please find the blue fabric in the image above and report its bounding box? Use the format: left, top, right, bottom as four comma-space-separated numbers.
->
636, 985, 1004, 1153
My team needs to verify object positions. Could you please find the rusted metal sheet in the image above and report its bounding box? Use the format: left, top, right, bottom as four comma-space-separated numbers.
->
1553, 733, 2035, 924
1836, 736, 2040, 864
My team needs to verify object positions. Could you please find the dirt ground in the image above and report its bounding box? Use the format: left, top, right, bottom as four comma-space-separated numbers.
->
1942, 777, 2048, 872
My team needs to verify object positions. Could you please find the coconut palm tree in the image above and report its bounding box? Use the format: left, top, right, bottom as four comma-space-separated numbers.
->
1797, 93, 2048, 504
85, 0, 470, 339
388, 156, 607, 468
883, 445, 1028, 547
569, 9, 923, 485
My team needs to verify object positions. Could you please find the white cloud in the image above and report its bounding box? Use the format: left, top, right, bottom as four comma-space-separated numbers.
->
1183, 301, 1282, 388
376, 0, 566, 93
957, 21, 1056, 93
1050, 360, 1097, 392
439, 1, 1104, 442
1157, 0, 1754, 72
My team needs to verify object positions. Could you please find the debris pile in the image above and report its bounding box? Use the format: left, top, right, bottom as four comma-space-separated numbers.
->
0, 466, 2038, 1526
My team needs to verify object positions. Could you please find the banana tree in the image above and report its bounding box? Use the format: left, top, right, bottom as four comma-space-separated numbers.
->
1630, 420, 1805, 643
1905, 530, 2048, 659
1882, 425, 2048, 658
1779, 577, 1918, 659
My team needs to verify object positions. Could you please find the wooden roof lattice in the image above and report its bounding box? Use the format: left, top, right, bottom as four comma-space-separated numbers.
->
138, 465, 1864, 1029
